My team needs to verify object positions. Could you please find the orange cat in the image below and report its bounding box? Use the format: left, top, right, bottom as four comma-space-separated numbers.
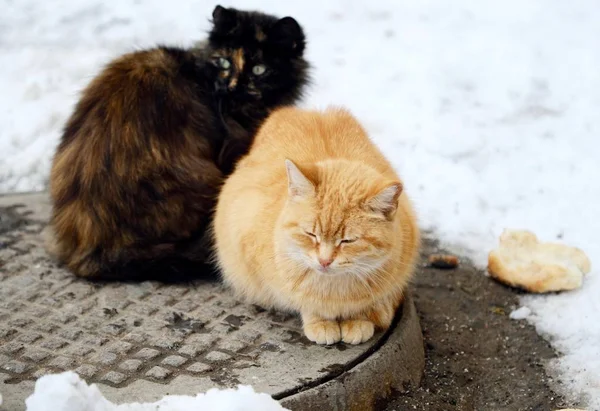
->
212, 107, 420, 345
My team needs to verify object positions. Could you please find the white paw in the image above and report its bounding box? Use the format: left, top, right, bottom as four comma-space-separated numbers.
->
303, 320, 341, 345
341, 320, 375, 345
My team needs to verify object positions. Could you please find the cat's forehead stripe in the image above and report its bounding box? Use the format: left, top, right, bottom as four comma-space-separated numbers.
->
232, 48, 245, 72
255, 27, 266, 42
316, 212, 344, 238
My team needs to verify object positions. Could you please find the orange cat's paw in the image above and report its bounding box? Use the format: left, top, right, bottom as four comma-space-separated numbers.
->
340, 319, 375, 345
304, 320, 341, 345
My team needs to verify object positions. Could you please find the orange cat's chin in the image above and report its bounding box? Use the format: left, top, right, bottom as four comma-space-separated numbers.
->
315, 265, 334, 274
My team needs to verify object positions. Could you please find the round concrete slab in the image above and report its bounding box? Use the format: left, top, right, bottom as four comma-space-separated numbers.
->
0, 193, 424, 411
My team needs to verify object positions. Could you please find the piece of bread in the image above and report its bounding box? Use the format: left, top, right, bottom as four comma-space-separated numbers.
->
488, 229, 591, 293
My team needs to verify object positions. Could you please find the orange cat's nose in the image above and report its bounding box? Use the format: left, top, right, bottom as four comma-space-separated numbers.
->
318, 257, 333, 268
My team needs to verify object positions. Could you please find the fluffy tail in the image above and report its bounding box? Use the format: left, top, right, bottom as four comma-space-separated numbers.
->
43, 224, 219, 283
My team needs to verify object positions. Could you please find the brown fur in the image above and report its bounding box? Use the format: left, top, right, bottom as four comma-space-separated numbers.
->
47, 6, 309, 279
48, 48, 221, 278
213, 107, 420, 345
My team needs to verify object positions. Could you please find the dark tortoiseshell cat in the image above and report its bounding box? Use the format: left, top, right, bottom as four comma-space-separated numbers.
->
46, 5, 310, 279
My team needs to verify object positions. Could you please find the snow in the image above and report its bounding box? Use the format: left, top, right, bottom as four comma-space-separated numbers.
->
25, 371, 288, 411
509, 306, 532, 320
1, 0, 599, 408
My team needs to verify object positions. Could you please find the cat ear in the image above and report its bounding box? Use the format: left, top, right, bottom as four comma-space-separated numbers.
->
212, 5, 237, 31
285, 159, 314, 200
270, 17, 305, 54
367, 182, 403, 219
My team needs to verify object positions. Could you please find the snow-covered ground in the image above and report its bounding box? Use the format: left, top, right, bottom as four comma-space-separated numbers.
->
24, 371, 288, 410
1, 0, 598, 408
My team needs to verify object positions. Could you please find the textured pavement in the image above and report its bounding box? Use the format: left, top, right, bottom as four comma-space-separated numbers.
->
0, 193, 424, 410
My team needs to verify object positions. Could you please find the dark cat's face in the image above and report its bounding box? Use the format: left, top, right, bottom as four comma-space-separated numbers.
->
206, 5, 309, 106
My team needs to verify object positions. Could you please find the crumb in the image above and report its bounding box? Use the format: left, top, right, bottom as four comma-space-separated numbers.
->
428, 254, 459, 269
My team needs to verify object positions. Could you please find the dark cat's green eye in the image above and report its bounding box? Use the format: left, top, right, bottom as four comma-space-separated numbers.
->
218, 57, 231, 69
252, 64, 266, 75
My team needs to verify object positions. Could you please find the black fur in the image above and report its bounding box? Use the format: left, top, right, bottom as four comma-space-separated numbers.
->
47, 5, 310, 281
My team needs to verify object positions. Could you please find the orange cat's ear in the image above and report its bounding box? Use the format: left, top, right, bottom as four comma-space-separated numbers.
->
285, 159, 314, 200
367, 182, 403, 219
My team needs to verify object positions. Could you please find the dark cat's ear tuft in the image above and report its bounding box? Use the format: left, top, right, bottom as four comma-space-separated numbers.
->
212, 5, 237, 31
270, 17, 305, 54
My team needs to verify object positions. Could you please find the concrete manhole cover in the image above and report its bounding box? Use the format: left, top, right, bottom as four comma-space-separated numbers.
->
0, 193, 424, 411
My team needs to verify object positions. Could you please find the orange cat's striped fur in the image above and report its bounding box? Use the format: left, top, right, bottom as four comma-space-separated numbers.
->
213, 107, 420, 345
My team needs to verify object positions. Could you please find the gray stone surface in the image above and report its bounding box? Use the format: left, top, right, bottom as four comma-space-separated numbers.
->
0, 193, 424, 410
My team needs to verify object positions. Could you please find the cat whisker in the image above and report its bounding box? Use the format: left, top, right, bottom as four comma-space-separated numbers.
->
350, 271, 376, 301
348, 263, 400, 295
